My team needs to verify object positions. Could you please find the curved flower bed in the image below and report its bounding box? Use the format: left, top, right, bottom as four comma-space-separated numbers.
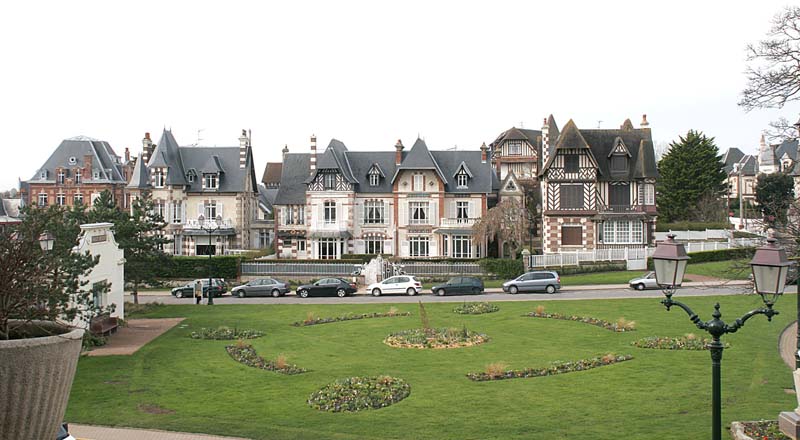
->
191, 326, 264, 340
524, 312, 636, 332
308, 376, 410, 412
384, 327, 489, 349
453, 302, 499, 315
466, 354, 634, 381
225, 345, 307, 375
291, 310, 410, 327
632, 334, 728, 350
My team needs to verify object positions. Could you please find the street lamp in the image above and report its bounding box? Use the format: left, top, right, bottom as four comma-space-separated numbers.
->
197, 214, 223, 305
38, 231, 55, 251
653, 235, 793, 440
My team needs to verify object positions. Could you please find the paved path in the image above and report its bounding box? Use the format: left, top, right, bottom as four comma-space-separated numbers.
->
86, 318, 184, 356
70, 424, 249, 440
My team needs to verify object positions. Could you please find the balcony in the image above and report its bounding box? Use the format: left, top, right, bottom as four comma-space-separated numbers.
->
439, 218, 478, 227
599, 205, 641, 213
310, 219, 349, 231
185, 218, 234, 229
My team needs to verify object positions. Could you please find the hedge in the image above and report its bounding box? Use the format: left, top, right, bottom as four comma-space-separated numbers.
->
479, 258, 524, 279
554, 262, 627, 275
655, 222, 730, 232
646, 247, 755, 269
154, 256, 242, 279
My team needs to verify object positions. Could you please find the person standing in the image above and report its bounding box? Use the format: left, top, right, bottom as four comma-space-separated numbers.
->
194, 280, 202, 305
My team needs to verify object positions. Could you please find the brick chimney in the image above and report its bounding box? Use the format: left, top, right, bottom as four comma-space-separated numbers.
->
541, 117, 550, 166
282, 144, 289, 160
142, 132, 154, 164
395, 139, 404, 165
480, 142, 488, 163
310, 135, 317, 172
83, 154, 93, 180
239, 129, 249, 169
124, 147, 130, 163
640, 114, 650, 128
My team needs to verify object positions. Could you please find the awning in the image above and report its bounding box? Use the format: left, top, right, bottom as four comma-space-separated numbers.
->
309, 230, 352, 239
434, 228, 474, 235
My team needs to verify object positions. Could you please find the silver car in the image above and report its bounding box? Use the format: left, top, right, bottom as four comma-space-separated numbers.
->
629, 271, 659, 290
502, 271, 561, 294
232, 278, 290, 298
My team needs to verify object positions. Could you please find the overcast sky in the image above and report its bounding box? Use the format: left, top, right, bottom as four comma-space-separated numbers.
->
0, 1, 796, 191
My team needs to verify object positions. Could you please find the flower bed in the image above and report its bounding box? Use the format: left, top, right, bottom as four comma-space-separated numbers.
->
384, 327, 489, 349
453, 302, 499, 315
308, 376, 410, 412
292, 310, 411, 327
466, 354, 634, 381
225, 345, 307, 375
524, 312, 636, 332
632, 334, 728, 350
737, 420, 790, 439
191, 326, 264, 340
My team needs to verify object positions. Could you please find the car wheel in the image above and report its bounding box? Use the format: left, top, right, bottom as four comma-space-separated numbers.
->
437, 288, 446, 297
636, 283, 645, 291
175, 291, 184, 298
509, 285, 519, 294
546, 285, 556, 294
298, 289, 309, 298
406, 287, 416, 296
372, 288, 382, 297
336, 288, 346, 298
472, 287, 481, 294
237, 290, 246, 298
271, 289, 280, 298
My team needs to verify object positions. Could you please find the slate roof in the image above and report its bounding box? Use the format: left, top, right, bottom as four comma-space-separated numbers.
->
313, 139, 358, 183
261, 162, 283, 187
274, 153, 311, 204
733, 155, 758, 176
129, 129, 258, 194
430, 151, 494, 193
344, 151, 397, 193
127, 154, 150, 189
775, 139, 799, 162
721, 148, 745, 173
391, 138, 447, 183
257, 184, 276, 215
28, 136, 127, 183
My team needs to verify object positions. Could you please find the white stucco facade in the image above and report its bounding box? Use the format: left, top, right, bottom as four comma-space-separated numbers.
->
74, 222, 125, 322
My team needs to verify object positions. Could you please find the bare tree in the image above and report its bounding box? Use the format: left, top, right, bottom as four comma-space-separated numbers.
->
740, 6, 800, 110
763, 116, 799, 143
653, 141, 671, 161
472, 198, 526, 259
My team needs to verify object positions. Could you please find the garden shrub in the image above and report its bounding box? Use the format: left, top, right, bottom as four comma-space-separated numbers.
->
466, 354, 634, 381
154, 256, 241, 279
225, 344, 306, 374
646, 247, 755, 269
631, 334, 728, 350
190, 326, 264, 340
453, 302, 499, 315
553, 262, 627, 275
291, 308, 411, 327
525, 310, 636, 332
384, 327, 489, 349
656, 222, 730, 232
479, 258, 525, 279
308, 376, 410, 412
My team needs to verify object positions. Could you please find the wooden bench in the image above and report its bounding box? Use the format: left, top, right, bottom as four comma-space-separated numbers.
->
90, 314, 119, 336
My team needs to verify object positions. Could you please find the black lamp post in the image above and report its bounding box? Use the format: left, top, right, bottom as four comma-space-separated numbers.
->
197, 214, 223, 305
653, 234, 794, 440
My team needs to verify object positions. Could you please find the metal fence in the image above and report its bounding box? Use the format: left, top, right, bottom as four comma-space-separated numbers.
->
526, 248, 647, 268
241, 261, 361, 276
400, 262, 484, 276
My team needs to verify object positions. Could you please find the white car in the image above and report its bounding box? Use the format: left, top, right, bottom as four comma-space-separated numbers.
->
367, 276, 422, 296
629, 271, 660, 290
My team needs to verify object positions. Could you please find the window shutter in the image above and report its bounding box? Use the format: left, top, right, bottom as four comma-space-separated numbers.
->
446, 199, 454, 218
430, 201, 438, 225
401, 240, 409, 257
318, 203, 324, 225
197, 203, 204, 219
356, 201, 363, 225
399, 200, 407, 226
469, 200, 476, 218
355, 239, 364, 253
217, 202, 223, 218
430, 237, 438, 256
181, 201, 186, 223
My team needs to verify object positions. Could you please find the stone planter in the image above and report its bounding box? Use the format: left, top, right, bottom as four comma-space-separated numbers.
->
0, 321, 84, 439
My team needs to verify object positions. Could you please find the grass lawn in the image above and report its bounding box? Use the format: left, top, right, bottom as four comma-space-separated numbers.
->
67, 295, 794, 440
683, 259, 752, 280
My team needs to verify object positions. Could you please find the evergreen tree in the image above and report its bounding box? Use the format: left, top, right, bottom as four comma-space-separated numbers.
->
755, 173, 795, 226
656, 131, 727, 223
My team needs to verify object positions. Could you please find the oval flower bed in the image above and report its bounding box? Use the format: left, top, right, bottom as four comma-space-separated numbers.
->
308, 376, 410, 412
524, 311, 636, 332
632, 334, 728, 350
467, 354, 634, 381
453, 302, 499, 315
292, 309, 410, 327
384, 327, 489, 349
191, 326, 264, 340
225, 344, 307, 375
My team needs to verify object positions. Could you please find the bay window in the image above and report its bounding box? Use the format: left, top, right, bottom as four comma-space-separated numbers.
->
602, 220, 644, 244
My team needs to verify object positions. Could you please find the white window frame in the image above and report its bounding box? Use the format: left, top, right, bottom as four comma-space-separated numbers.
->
369, 173, 379, 187
57, 170, 65, 184
318, 238, 336, 259
602, 220, 643, 244
409, 201, 429, 225
204, 173, 218, 190
456, 201, 469, 221
324, 201, 336, 224
409, 236, 430, 257
507, 140, 522, 155
297, 205, 305, 225
324, 173, 336, 190
456, 171, 468, 188
172, 201, 183, 224
452, 235, 472, 258
56, 193, 66, 206
204, 200, 217, 219
364, 200, 385, 224
298, 239, 306, 252
365, 237, 384, 254
413, 174, 424, 192
73, 193, 84, 205
154, 169, 165, 187
75, 169, 82, 184
38, 193, 47, 206
154, 200, 166, 219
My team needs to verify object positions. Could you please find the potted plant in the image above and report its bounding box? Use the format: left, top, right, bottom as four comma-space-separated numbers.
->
0, 205, 109, 439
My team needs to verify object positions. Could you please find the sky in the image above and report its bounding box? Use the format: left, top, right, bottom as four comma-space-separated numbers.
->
0, 0, 797, 191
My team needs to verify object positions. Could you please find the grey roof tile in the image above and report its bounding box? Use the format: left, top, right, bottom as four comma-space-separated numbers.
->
28, 137, 127, 183
392, 138, 447, 183
275, 153, 311, 204
345, 151, 397, 193
127, 154, 150, 189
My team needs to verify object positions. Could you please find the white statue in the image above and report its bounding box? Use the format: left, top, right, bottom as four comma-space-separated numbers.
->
794, 368, 800, 415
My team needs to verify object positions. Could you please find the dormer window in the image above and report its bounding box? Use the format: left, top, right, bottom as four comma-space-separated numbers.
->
413, 174, 424, 192
39, 170, 47, 180
93, 170, 100, 180
324, 173, 336, 190
610, 155, 627, 173
370, 174, 379, 186
508, 140, 522, 155
57, 170, 65, 184
204, 173, 218, 190
456, 171, 469, 188
367, 164, 384, 187
154, 169, 166, 187
186, 169, 196, 183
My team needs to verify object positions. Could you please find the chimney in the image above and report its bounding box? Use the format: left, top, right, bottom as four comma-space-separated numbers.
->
640, 114, 650, 128
84, 154, 93, 180
541, 117, 550, 166
395, 139, 404, 165
282, 144, 289, 160
239, 129, 249, 169
480, 142, 488, 163
124, 147, 130, 163
310, 135, 317, 172
142, 132, 154, 164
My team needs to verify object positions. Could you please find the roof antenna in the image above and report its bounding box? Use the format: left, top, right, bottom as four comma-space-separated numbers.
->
597, 120, 603, 128
519, 121, 524, 128
194, 129, 204, 147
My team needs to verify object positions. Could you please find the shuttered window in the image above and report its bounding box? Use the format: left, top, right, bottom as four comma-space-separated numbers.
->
564, 154, 579, 173
609, 184, 630, 207
560, 184, 584, 209
561, 225, 582, 246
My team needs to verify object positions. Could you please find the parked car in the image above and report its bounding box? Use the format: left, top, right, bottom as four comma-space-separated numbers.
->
232, 278, 290, 298
629, 271, 660, 290
57, 423, 76, 440
171, 278, 227, 298
502, 271, 561, 294
431, 277, 484, 296
367, 276, 422, 296
296, 278, 358, 298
